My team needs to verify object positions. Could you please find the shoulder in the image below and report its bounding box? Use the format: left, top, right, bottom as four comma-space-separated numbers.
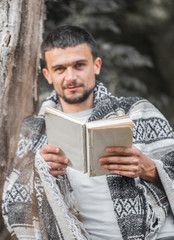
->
22, 115, 45, 133
20, 115, 46, 144
109, 95, 166, 119
15, 115, 46, 159
96, 94, 147, 115
109, 95, 145, 115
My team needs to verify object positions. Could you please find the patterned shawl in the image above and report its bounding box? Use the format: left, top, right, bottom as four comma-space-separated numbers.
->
2, 82, 174, 240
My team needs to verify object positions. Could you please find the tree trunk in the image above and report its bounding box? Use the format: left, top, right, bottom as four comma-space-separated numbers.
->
0, 0, 44, 238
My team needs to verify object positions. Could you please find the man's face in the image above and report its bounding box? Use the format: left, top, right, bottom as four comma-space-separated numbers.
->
43, 43, 101, 105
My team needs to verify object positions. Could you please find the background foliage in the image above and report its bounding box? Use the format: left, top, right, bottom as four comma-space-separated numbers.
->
40, 0, 174, 127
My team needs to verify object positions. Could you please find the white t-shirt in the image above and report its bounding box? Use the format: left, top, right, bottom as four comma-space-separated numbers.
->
67, 108, 174, 240
68, 109, 122, 239
67, 167, 122, 240
157, 210, 174, 239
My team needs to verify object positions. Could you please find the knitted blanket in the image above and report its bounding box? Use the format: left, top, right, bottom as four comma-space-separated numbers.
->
2, 82, 174, 240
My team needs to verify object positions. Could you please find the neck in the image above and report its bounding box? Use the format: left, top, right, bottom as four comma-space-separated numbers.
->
60, 93, 94, 113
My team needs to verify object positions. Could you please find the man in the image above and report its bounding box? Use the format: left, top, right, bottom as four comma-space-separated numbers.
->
2, 26, 174, 240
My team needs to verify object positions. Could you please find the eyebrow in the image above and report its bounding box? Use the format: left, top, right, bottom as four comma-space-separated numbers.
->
51, 59, 88, 70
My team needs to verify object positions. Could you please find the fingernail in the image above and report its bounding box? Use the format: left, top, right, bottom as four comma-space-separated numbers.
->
56, 147, 59, 153
99, 158, 104, 162
101, 165, 106, 169
64, 158, 68, 163
106, 147, 111, 152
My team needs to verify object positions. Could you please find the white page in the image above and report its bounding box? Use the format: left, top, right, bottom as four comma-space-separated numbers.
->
45, 111, 87, 172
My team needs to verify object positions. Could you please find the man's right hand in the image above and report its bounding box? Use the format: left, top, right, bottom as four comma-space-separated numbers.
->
40, 144, 69, 176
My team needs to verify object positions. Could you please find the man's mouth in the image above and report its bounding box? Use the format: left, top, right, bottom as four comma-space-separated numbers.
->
64, 85, 82, 92
66, 86, 79, 91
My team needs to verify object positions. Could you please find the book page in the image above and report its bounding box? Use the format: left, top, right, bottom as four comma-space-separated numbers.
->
45, 111, 87, 172
87, 126, 133, 176
45, 107, 84, 125
86, 115, 133, 129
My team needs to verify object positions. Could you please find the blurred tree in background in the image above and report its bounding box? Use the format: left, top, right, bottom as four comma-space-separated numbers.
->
40, 0, 174, 127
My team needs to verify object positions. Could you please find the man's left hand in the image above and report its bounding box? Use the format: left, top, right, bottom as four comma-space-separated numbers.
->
99, 145, 162, 187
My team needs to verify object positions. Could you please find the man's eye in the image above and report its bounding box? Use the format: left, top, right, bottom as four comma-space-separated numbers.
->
76, 63, 84, 68
56, 67, 65, 72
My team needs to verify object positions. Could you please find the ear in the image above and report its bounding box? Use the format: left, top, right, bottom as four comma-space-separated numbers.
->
94, 57, 102, 75
42, 68, 53, 84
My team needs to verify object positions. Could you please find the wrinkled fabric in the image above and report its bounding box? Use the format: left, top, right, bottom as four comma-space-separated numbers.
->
2, 82, 174, 240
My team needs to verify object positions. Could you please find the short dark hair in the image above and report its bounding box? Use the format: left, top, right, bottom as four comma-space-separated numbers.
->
41, 25, 98, 68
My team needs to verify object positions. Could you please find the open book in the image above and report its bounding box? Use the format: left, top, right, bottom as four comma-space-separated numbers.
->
45, 107, 133, 177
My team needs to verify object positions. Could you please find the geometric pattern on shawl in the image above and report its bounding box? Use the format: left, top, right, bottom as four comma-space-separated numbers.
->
2, 117, 91, 240
88, 85, 174, 240
2, 81, 174, 240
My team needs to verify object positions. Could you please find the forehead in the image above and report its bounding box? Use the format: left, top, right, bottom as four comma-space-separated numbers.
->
45, 43, 93, 67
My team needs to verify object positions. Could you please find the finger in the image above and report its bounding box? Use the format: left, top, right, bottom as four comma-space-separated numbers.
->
101, 163, 139, 172
43, 153, 69, 164
47, 161, 68, 170
108, 169, 139, 178
49, 169, 66, 176
99, 156, 138, 165
105, 146, 140, 157
40, 144, 60, 155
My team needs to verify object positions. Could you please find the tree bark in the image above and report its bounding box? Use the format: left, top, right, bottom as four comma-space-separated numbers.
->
0, 0, 44, 238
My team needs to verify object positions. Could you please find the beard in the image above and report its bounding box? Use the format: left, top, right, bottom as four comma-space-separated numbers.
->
58, 85, 95, 104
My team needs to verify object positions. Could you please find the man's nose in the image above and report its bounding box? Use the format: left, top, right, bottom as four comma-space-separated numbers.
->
65, 67, 76, 81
